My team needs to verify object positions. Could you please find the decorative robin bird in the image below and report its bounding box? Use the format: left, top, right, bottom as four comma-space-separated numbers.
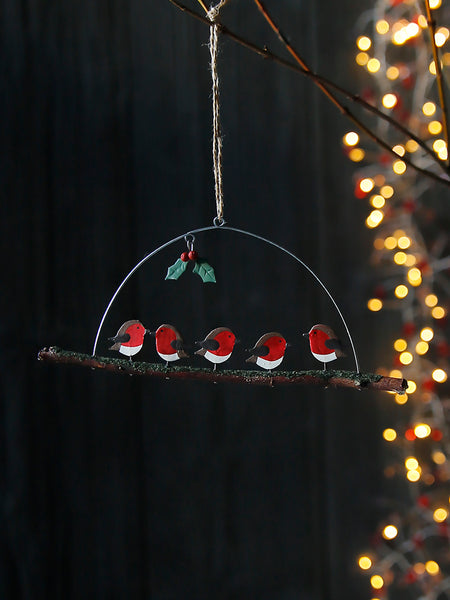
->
108, 320, 148, 361
195, 327, 236, 370
151, 324, 189, 367
304, 324, 346, 370
246, 332, 287, 371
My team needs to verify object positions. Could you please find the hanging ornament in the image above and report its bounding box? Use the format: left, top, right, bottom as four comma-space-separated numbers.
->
37, 0, 408, 395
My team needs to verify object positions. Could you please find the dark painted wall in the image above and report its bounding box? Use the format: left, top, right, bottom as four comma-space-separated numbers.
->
2, 1, 386, 598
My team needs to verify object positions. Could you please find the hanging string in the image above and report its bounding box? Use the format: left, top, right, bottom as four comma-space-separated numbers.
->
208, 1, 228, 225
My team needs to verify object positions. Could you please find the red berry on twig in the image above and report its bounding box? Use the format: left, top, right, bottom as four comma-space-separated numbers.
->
188, 250, 198, 261
180, 252, 189, 262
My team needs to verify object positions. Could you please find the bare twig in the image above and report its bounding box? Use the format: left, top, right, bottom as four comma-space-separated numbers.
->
37, 347, 408, 393
424, 0, 449, 167
167, 0, 450, 187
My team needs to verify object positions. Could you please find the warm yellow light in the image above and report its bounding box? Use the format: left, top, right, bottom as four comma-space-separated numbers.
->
383, 94, 398, 109
383, 525, 398, 540
394, 338, 407, 352
393, 160, 407, 175
429, 120, 443, 135
367, 58, 381, 73
405, 457, 419, 470
376, 20, 389, 35
414, 423, 431, 438
397, 236, 411, 249
384, 236, 397, 250
368, 298, 383, 312
416, 341, 429, 355
394, 251, 407, 265
405, 254, 416, 267
432, 306, 446, 319
432, 369, 448, 383
414, 563, 426, 575
344, 131, 359, 146
433, 139, 447, 153
420, 327, 434, 342
395, 285, 409, 299
356, 52, 369, 66
360, 178, 375, 192
383, 428, 397, 442
429, 0, 441, 9
418, 14, 428, 27
399, 351, 413, 365
438, 147, 448, 161
406, 22, 420, 39
392, 144, 405, 157
349, 148, 365, 162
357, 36, 372, 51
406, 380, 416, 394
359, 555, 372, 570
423, 102, 437, 116
405, 140, 419, 153
366, 210, 384, 228
395, 393, 408, 405
393, 229, 405, 238
390, 369, 403, 378
371, 195, 385, 208
433, 508, 448, 523
435, 31, 447, 47
381, 185, 394, 198
426, 560, 440, 575
371, 575, 384, 590
386, 66, 399, 80
425, 294, 438, 307
444, 52, 450, 66
407, 469, 420, 482
432, 451, 446, 465
430, 60, 437, 75
407, 268, 422, 286
393, 30, 407, 46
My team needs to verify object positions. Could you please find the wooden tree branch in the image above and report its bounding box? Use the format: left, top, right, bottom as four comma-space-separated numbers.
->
38, 347, 408, 393
425, 0, 449, 167
168, 0, 450, 187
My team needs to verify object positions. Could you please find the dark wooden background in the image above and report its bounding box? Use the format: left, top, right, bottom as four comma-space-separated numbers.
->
2, 0, 392, 598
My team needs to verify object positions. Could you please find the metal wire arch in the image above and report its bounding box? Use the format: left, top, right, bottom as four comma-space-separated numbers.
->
92, 225, 360, 373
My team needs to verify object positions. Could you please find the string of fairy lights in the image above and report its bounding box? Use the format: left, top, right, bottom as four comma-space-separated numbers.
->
341, 0, 450, 598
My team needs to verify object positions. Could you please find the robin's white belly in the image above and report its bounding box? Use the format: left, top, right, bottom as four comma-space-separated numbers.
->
158, 351, 178, 362
119, 344, 143, 357
256, 356, 283, 370
312, 350, 337, 363
205, 350, 231, 364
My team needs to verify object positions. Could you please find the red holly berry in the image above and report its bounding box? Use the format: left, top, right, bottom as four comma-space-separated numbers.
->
188, 250, 198, 261
180, 252, 189, 262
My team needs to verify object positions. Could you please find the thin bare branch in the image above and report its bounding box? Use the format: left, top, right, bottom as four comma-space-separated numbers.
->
424, 0, 449, 167
167, 0, 450, 187
38, 347, 407, 393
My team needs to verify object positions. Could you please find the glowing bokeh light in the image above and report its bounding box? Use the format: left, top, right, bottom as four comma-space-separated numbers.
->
383, 428, 397, 442
423, 101, 437, 116
357, 36, 372, 51
344, 131, 359, 146
420, 327, 434, 342
433, 508, 448, 523
371, 575, 384, 590
383, 94, 397, 109
414, 423, 431, 438
393, 160, 407, 175
399, 351, 413, 365
394, 338, 407, 352
432, 369, 448, 383
382, 525, 398, 540
368, 298, 383, 312
395, 285, 409, 299
359, 556, 372, 570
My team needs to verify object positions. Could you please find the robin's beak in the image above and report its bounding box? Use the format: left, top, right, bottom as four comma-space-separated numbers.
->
286, 342, 292, 347
146, 330, 155, 336
302, 333, 309, 337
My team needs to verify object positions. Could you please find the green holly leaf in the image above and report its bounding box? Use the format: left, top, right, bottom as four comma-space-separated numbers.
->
192, 259, 216, 283
165, 258, 188, 280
